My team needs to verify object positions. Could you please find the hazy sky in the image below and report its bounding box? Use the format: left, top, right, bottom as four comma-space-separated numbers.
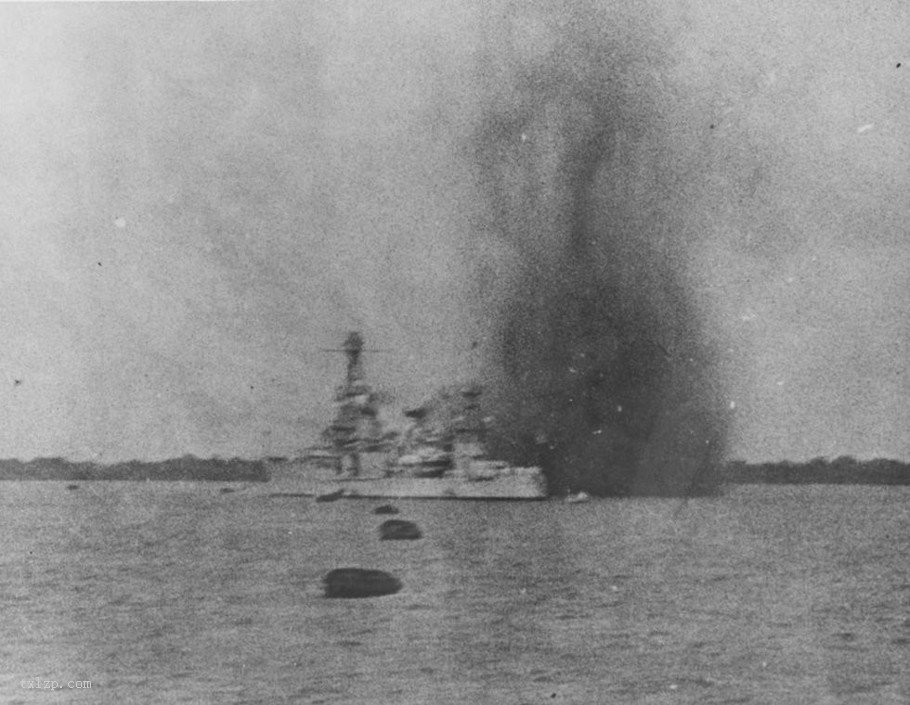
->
0, 1, 907, 462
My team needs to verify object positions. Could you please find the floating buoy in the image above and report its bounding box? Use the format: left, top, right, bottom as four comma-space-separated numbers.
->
378, 519, 422, 540
373, 504, 400, 515
323, 568, 402, 598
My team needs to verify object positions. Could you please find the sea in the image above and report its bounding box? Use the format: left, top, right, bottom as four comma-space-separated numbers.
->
1, 482, 908, 704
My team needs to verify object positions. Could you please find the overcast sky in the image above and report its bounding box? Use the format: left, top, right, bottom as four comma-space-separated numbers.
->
0, 1, 907, 462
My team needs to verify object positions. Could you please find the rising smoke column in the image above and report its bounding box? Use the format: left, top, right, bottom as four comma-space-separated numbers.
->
473, 3, 727, 496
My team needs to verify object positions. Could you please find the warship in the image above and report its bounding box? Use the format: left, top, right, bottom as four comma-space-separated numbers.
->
266, 332, 547, 499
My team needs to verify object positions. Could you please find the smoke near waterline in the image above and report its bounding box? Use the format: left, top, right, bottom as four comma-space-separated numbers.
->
471, 4, 726, 494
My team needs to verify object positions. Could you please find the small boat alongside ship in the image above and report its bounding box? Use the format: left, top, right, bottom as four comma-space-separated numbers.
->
266, 332, 547, 500
565, 490, 590, 504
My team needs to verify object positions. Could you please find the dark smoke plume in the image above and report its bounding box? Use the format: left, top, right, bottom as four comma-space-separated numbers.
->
473, 4, 727, 496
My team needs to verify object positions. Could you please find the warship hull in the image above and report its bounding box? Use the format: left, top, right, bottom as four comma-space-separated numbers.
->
266, 458, 547, 500
298, 333, 548, 500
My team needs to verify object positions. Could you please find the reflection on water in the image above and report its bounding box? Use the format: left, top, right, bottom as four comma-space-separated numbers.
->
1, 483, 909, 704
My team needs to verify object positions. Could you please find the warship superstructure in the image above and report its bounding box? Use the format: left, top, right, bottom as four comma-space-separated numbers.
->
266, 333, 547, 499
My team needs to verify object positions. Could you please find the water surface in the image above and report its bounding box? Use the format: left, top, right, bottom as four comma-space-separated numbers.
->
2, 483, 908, 704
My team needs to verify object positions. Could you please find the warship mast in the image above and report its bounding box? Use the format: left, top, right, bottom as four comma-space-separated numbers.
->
325, 332, 381, 476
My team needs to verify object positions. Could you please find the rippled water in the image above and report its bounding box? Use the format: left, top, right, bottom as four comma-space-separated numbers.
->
2, 482, 908, 704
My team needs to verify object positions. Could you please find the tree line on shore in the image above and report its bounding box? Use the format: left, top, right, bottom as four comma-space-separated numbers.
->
0, 454, 908, 485
725, 456, 910, 485
0, 455, 268, 482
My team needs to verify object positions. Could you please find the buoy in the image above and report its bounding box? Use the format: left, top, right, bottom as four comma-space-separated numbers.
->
323, 568, 402, 598
378, 519, 422, 540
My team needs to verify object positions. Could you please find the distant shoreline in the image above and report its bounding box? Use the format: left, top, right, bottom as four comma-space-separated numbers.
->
0, 456, 269, 482
724, 457, 910, 486
1, 455, 908, 485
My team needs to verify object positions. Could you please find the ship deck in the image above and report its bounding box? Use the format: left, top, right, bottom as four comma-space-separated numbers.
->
265, 460, 548, 500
